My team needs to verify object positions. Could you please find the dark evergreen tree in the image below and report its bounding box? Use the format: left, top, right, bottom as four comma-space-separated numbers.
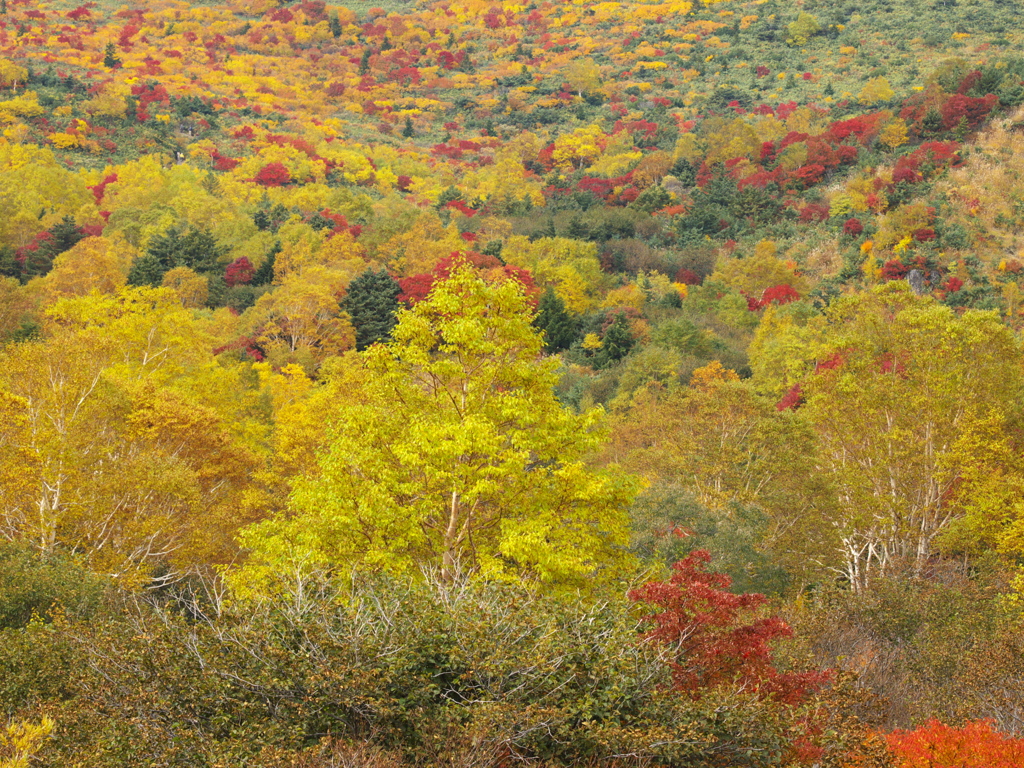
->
359, 48, 372, 75
253, 210, 271, 231
103, 42, 120, 69
533, 287, 578, 353
402, 115, 415, 138
126, 252, 166, 288
328, 12, 343, 38
206, 274, 228, 308
594, 313, 634, 368
252, 242, 279, 286
0, 245, 19, 280
21, 216, 85, 280
146, 225, 227, 275
342, 268, 401, 351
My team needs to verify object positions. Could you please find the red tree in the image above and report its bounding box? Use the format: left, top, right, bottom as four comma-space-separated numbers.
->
225, 256, 255, 287
254, 162, 292, 187
629, 550, 829, 704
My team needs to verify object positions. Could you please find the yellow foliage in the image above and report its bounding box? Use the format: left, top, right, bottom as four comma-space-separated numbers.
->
162, 267, 210, 309
38, 235, 133, 301
1, 716, 54, 768
0, 92, 45, 123
552, 125, 606, 171
879, 117, 909, 149
0, 59, 28, 89
588, 130, 642, 177
502, 236, 606, 313
858, 76, 895, 106
712, 248, 808, 298
602, 284, 646, 310
690, 360, 740, 390
83, 82, 130, 119
378, 212, 465, 277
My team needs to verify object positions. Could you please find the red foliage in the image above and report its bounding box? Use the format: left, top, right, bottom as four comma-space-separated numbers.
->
940, 93, 998, 131
389, 66, 421, 85
799, 203, 829, 223
957, 69, 983, 95
629, 550, 829, 704
794, 164, 826, 187
89, 173, 118, 204
268, 7, 294, 22
674, 268, 701, 285
397, 272, 435, 305
843, 218, 864, 236
779, 131, 809, 149
943, 276, 964, 293
776, 383, 803, 411
877, 351, 909, 377
761, 284, 800, 306
399, 252, 538, 306
816, 352, 844, 372
212, 153, 240, 171
67, 5, 91, 20
892, 157, 923, 185
886, 719, 1024, 768
445, 199, 477, 217
827, 112, 884, 145
881, 259, 910, 280
254, 162, 292, 187
225, 256, 255, 287
912, 227, 936, 242
213, 336, 264, 362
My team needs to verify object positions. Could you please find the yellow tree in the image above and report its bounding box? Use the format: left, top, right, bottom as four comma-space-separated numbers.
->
250, 267, 356, 370
235, 268, 638, 593
35, 235, 133, 301
791, 284, 1021, 590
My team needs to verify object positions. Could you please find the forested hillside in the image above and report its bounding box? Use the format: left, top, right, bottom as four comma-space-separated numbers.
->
3, 0, 1024, 765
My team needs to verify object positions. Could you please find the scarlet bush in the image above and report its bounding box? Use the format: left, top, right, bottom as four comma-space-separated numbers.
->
887, 719, 1024, 768
843, 218, 864, 236
630, 549, 829, 704
254, 162, 291, 187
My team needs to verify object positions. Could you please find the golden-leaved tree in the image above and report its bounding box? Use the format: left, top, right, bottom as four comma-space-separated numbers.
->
0, 287, 261, 582
776, 284, 1021, 590
235, 268, 639, 594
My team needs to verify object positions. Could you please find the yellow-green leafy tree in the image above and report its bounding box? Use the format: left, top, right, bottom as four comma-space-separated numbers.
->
235, 268, 639, 594
791, 284, 1021, 590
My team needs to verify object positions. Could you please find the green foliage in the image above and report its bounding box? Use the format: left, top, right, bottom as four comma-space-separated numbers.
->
629, 485, 791, 597
0, 543, 107, 630
0, 572, 822, 767
102, 42, 119, 70
532, 286, 578, 353
342, 268, 401, 351
593, 313, 635, 369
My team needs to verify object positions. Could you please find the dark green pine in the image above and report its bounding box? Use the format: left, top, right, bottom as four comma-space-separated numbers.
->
343, 268, 402, 351
533, 286, 578, 353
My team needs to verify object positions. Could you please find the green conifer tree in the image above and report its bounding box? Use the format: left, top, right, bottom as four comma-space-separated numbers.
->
103, 42, 120, 69
594, 313, 634, 368
533, 287, 578, 353
252, 242, 279, 286
342, 268, 402, 351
